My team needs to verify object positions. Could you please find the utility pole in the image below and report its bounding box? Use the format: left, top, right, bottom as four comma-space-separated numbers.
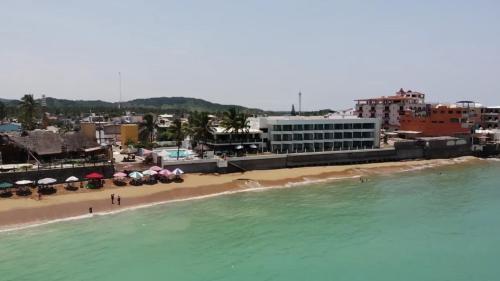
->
298, 91, 302, 116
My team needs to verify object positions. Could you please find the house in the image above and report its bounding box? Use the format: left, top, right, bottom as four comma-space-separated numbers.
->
0, 130, 103, 164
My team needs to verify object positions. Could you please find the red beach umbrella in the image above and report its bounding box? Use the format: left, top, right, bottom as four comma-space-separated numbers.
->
85, 172, 104, 180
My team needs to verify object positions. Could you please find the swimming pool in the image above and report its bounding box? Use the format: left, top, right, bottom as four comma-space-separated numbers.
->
167, 149, 189, 158
155, 148, 194, 160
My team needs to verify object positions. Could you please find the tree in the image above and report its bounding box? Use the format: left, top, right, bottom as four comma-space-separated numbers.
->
169, 118, 187, 160
188, 111, 215, 158
0, 101, 5, 122
139, 113, 156, 143
220, 107, 250, 145
19, 94, 38, 130
188, 111, 214, 144
291, 104, 296, 116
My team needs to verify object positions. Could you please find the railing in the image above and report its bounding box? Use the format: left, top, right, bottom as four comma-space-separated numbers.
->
206, 139, 263, 144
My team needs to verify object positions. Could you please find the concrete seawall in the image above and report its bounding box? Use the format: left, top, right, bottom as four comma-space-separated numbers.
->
158, 142, 474, 174
0, 165, 115, 184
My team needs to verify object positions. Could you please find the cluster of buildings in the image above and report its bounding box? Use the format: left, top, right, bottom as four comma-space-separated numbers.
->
0, 89, 499, 166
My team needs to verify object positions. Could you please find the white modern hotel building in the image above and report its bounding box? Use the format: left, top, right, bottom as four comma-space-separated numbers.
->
248, 115, 381, 153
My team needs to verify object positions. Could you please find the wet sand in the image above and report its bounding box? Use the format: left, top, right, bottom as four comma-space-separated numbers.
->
0, 156, 481, 230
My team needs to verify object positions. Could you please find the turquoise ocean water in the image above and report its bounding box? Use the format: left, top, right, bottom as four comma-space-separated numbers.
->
1, 160, 500, 281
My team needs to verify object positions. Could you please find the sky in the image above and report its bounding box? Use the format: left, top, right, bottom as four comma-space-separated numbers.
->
1, 0, 499, 111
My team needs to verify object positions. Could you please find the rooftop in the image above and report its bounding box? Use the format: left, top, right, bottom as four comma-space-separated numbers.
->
258, 114, 362, 121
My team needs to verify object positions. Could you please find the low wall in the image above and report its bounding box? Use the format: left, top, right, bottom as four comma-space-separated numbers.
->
162, 160, 219, 174
157, 143, 475, 174
0, 165, 115, 184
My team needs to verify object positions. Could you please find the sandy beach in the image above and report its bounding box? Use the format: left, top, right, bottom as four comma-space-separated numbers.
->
0, 156, 482, 230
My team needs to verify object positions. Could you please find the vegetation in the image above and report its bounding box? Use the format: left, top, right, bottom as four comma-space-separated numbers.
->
139, 113, 156, 143
19, 94, 38, 130
0, 101, 5, 121
188, 111, 214, 145
220, 107, 250, 141
168, 118, 188, 160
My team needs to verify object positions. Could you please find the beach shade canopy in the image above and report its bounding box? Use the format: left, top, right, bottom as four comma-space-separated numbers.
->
15, 180, 33, 185
143, 170, 158, 176
0, 182, 13, 190
38, 178, 57, 185
65, 176, 79, 182
113, 172, 127, 178
235, 145, 244, 150
159, 169, 172, 176
129, 171, 144, 179
85, 172, 104, 180
172, 168, 184, 176
149, 166, 162, 172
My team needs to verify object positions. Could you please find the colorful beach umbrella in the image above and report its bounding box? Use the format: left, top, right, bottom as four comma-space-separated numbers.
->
172, 168, 184, 176
15, 180, 33, 185
0, 182, 13, 190
38, 178, 57, 185
85, 172, 104, 180
128, 171, 143, 179
158, 169, 172, 176
143, 170, 158, 176
149, 166, 162, 172
65, 176, 79, 182
113, 172, 127, 178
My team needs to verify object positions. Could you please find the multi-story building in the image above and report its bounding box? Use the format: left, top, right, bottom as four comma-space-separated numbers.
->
355, 89, 426, 130
481, 106, 500, 129
248, 115, 381, 153
399, 104, 475, 137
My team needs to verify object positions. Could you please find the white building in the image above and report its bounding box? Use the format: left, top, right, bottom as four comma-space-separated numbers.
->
248, 114, 381, 153
355, 89, 426, 130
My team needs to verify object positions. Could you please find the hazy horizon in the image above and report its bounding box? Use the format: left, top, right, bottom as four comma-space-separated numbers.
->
1, 1, 499, 111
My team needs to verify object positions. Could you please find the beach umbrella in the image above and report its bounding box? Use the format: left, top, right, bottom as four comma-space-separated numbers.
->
172, 168, 184, 176
159, 169, 172, 176
235, 145, 244, 150
149, 166, 162, 172
85, 172, 104, 180
65, 176, 79, 182
129, 171, 143, 179
38, 178, 57, 185
143, 170, 158, 176
0, 182, 13, 190
15, 180, 33, 185
113, 172, 127, 178
249, 144, 257, 149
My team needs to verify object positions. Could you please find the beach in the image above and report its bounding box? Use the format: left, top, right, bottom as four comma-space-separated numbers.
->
0, 156, 481, 230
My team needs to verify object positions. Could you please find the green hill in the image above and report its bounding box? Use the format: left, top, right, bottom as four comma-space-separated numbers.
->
2, 96, 264, 114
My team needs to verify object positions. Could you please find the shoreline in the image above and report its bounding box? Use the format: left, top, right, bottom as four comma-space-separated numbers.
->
0, 156, 484, 232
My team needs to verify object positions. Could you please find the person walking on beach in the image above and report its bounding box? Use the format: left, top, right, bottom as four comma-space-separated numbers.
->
111, 193, 115, 204
117, 195, 121, 206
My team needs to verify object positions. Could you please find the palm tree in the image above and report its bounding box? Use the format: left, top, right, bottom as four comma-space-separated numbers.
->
188, 111, 214, 158
19, 94, 38, 130
220, 108, 240, 141
140, 113, 156, 143
0, 101, 6, 123
169, 118, 187, 160
221, 108, 250, 154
